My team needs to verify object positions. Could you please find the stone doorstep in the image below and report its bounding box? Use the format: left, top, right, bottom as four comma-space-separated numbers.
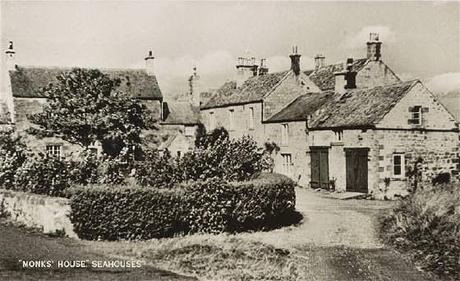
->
322, 191, 369, 200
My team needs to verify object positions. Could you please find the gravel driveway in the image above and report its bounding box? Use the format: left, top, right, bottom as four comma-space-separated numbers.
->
239, 187, 394, 249
236, 187, 439, 281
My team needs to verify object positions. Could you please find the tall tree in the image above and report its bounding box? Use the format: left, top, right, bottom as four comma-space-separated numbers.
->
28, 68, 157, 157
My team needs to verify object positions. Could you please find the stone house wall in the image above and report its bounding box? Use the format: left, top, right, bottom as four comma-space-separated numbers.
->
377, 82, 457, 130
265, 121, 309, 185
201, 102, 266, 144
356, 61, 400, 89
160, 124, 197, 157
13, 97, 83, 158
375, 129, 459, 198
263, 72, 320, 121
307, 129, 380, 194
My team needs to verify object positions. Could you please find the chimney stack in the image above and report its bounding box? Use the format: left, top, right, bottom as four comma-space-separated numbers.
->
366, 33, 382, 61
289, 46, 301, 75
144, 50, 155, 75
314, 54, 325, 70
334, 58, 357, 94
258, 58, 268, 75
5, 41, 16, 71
188, 66, 202, 107
236, 55, 258, 86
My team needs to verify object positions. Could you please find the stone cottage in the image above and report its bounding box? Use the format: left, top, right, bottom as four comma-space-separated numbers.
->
202, 33, 459, 198
158, 67, 205, 157
267, 80, 459, 198
0, 42, 165, 158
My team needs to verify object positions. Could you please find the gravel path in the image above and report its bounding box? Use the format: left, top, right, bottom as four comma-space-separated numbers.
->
239, 187, 394, 249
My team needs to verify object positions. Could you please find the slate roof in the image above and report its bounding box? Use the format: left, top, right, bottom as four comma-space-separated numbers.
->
266, 92, 333, 123
309, 80, 418, 129
201, 71, 289, 109
305, 58, 368, 91
9, 66, 162, 100
162, 101, 201, 125
0, 102, 11, 124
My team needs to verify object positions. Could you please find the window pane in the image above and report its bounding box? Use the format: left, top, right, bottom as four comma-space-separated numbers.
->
394, 165, 401, 175
394, 155, 401, 165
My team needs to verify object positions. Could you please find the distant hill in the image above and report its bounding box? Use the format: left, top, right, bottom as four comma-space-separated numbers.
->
436, 89, 460, 121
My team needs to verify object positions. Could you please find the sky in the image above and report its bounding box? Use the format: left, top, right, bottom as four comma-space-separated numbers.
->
1, 1, 459, 98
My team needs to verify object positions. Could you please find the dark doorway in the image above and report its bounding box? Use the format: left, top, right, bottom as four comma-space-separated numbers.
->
345, 148, 369, 193
310, 147, 329, 189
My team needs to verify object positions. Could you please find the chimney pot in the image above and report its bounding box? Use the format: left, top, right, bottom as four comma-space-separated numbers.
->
145, 50, 155, 75
5, 40, 16, 71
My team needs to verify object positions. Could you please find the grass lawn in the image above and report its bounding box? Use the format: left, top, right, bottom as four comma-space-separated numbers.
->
86, 233, 438, 281
0, 220, 196, 281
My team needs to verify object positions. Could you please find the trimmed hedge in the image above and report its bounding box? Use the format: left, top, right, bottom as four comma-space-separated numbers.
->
69, 173, 296, 240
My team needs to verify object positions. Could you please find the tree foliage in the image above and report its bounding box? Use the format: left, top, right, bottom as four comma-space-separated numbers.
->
0, 131, 28, 188
28, 68, 157, 156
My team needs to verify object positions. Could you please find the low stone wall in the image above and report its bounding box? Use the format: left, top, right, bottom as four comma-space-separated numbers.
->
0, 189, 77, 238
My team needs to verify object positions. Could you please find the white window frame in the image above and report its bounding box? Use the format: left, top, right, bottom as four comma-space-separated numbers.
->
248, 107, 255, 130
392, 153, 405, 178
228, 109, 235, 131
209, 112, 215, 130
410, 106, 422, 125
281, 153, 293, 176
281, 124, 289, 146
46, 145, 62, 158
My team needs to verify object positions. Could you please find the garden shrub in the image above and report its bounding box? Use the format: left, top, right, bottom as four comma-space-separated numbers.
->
0, 131, 27, 189
14, 154, 71, 197
69, 173, 296, 240
380, 183, 460, 278
135, 133, 268, 187
177, 135, 266, 182
135, 149, 179, 188
69, 150, 131, 186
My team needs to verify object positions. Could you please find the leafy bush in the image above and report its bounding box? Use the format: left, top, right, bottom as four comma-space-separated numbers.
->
135, 133, 268, 187
0, 131, 27, 189
14, 154, 71, 197
69, 173, 296, 240
68, 150, 132, 186
134, 149, 178, 188
177, 135, 266, 182
380, 183, 460, 278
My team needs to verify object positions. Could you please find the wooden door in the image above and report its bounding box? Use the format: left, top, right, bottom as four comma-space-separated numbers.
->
310, 147, 329, 189
345, 148, 369, 193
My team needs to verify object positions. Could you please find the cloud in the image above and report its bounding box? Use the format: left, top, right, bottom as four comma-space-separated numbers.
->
343, 25, 396, 49
426, 72, 460, 95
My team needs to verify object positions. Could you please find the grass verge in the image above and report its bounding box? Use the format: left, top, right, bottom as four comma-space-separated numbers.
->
380, 183, 460, 280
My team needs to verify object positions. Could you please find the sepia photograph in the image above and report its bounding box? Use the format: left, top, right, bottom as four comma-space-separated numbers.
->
0, 1, 459, 280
